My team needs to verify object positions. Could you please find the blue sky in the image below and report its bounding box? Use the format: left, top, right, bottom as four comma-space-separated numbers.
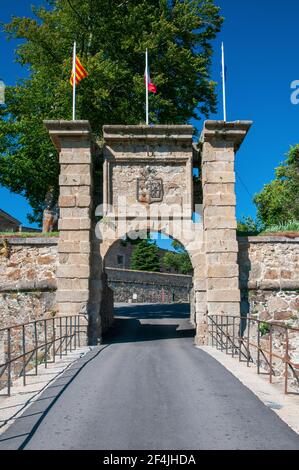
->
0, 1, 298, 247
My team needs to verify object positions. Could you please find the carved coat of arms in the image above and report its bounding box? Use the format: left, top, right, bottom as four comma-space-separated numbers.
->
137, 168, 164, 204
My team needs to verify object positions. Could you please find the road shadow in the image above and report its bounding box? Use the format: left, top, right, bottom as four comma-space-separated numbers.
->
0, 346, 108, 450
114, 302, 191, 319
102, 303, 195, 344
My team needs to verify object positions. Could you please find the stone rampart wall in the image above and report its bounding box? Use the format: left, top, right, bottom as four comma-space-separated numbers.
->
0, 236, 298, 329
238, 236, 299, 327
0, 238, 58, 328
106, 267, 192, 303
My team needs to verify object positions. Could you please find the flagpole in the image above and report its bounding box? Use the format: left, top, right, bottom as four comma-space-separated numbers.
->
72, 41, 76, 121
221, 42, 227, 122
145, 48, 149, 125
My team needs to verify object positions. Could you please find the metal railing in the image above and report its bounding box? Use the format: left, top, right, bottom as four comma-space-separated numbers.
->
0, 315, 88, 396
208, 315, 299, 395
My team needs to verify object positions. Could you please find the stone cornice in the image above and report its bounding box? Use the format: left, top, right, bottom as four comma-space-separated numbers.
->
43, 120, 93, 151
238, 236, 299, 243
200, 120, 253, 152
103, 125, 194, 143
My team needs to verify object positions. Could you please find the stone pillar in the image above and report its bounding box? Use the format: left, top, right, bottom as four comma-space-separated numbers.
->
201, 121, 252, 320
44, 120, 102, 345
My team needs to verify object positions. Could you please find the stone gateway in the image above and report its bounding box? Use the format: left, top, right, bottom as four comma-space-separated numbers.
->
42, 120, 254, 345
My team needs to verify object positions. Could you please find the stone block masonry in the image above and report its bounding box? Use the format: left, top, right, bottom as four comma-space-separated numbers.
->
238, 236, 299, 327
199, 121, 252, 344
0, 235, 298, 341
0, 238, 58, 329
44, 121, 105, 344
106, 268, 192, 304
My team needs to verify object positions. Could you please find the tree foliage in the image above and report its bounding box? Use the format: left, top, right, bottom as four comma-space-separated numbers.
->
130, 239, 160, 272
163, 239, 193, 274
0, 0, 223, 224
237, 216, 262, 235
254, 145, 299, 227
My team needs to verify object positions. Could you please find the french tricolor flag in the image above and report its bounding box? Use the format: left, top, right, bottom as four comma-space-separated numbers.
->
145, 49, 157, 125
144, 65, 157, 94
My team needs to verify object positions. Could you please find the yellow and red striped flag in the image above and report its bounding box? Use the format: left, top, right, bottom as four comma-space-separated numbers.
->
70, 55, 88, 86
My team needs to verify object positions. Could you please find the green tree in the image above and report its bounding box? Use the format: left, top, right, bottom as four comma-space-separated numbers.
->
163, 239, 192, 274
0, 0, 223, 224
237, 216, 262, 235
131, 239, 160, 272
254, 145, 299, 227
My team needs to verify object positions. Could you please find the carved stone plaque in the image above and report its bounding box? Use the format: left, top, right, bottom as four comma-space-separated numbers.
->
137, 178, 164, 204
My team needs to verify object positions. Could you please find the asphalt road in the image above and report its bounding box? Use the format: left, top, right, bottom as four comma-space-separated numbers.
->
0, 303, 299, 450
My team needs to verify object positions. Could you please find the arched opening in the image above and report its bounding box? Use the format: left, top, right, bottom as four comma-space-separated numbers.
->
101, 230, 196, 344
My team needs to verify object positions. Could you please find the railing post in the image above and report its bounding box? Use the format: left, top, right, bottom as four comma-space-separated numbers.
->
59, 316, 63, 358
74, 315, 77, 349
232, 316, 235, 357
226, 316, 229, 354
78, 316, 81, 348
221, 315, 224, 351
22, 324, 26, 386
65, 316, 68, 355
247, 318, 250, 367
44, 319, 48, 368
269, 324, 273, 384
34, 321, 38, 375
257, 321, 260, 375
52, 317, 56, 363
285, 328, 289, 394
238, 318, 242, 363
7, 328, 11, 396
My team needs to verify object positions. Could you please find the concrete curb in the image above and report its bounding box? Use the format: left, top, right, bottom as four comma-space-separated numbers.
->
198, 345, 299, 435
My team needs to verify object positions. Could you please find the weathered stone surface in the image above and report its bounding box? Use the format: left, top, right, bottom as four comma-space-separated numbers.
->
267, 296, 289, 313
59, 230, 90, 242
204, 206, 236, 219
274, 311, 294, 321
207, 277, 239, 291
58, 218, 91, 231
61, 164, 91, 175
59, 152, 92, 164
207, 253, 238, 264
203, 183, 235, 195
59, 207, 91, 218
207, 289, 241, 302
57, 265, 90, 279
202, 170, 236, 184
59, 253, 90, 266
204, 193, 236, 206
56, 290, 89, 302
59, 174, 91, 186
207, 264, 239, 278
58, 241, 91, 254
207, 302, 240, 316
204, 217, 237, 230
205, 241, 239, 253
59, 195, 76, 207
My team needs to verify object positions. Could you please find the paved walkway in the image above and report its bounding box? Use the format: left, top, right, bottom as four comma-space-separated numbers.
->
0, 304, 298, 450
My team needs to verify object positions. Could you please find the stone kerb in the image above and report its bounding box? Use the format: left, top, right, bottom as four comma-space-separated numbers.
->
201, 120, 252, 321
44, 121, 101, 342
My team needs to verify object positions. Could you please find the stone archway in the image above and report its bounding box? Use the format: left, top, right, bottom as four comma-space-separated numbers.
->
44, 120, 252, 345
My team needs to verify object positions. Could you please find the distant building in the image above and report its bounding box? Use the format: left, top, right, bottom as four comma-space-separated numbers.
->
0, 209, 21, 232
0, 208, 40, 233
104, 239, 179, 273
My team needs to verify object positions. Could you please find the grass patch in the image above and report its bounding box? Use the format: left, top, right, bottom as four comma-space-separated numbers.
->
259, 220, 299, 237
0, 232, 59, 238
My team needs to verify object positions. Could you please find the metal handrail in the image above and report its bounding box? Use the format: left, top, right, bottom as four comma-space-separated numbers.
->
0, 315, 88, 396
208, 315, 299, 395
